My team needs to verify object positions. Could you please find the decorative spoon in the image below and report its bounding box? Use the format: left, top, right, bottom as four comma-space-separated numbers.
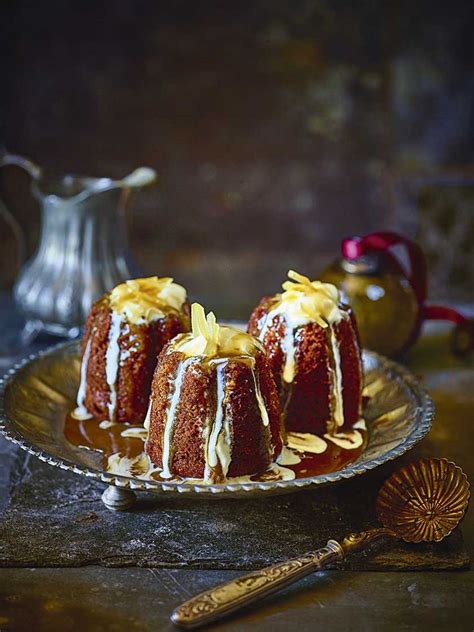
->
171, 458, 470, 629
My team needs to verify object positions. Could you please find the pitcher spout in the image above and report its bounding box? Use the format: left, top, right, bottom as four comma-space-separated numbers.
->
121, 166, 157, 189
33, 166, 157, 205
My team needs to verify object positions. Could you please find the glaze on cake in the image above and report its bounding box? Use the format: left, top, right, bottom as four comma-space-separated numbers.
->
74, 276, 190, 424
145, 304, 283, 483
248, 270, 362, 436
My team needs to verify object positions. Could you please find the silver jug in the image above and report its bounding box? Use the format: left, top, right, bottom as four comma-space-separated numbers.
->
0, 150, 157, 338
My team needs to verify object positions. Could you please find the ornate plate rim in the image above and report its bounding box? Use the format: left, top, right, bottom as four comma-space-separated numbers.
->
0, 341, 434, 496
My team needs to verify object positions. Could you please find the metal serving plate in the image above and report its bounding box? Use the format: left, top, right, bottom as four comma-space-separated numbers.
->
0, 341, 434, 498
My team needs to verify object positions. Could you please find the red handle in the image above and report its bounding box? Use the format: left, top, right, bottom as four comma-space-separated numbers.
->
423, 306, 474, 356
342, 231, 427, 305
422, 305, 466, 325
341, 231, 473, 356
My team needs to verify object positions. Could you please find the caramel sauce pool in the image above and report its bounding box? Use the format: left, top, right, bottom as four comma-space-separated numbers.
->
64, 413, 367, 482
287, 437, 366, 477
64, 415, 144, 461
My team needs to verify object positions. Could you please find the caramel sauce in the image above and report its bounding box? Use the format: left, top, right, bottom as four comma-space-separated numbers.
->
287, 433, 366, 478
64, 413, 367, 483
64, 415, 143, 463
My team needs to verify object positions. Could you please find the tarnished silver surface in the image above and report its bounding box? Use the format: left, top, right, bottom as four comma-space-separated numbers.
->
2, 151, 157, 336
0, 341, 434, 498
101, 485, 137, 511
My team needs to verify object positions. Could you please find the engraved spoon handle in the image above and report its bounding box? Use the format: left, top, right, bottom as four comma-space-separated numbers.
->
171, 539, 345, 629
171, 528, 394, 629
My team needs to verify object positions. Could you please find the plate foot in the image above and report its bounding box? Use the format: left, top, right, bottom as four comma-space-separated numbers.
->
101, 485, 136, 511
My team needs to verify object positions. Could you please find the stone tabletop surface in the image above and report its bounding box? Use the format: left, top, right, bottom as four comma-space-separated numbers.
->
0, 296, 473, 631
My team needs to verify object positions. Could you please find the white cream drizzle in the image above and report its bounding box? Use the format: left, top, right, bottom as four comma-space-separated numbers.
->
250, 362, 270, 427
324, 430, 364, 450
101, 419, 367, 483
277, 446, 302, 466
106, 452, 161, 480
257, 271, 343, 386
270, 464, 296, 481
120, 344, 139, 364
257, 306, 299, 384
204, 361, 232, 483
105, 311, 122, 422
143, 398, 153, 431
120, 426, 148, 441
176, 463, 297, 484
202, 356, 274, 482
161, 304, 274, 483
183, 464, 296, 484
76, 444, 104, 454
286, 432, 328, 454
329, 325, 344, 427
161, 357, 196, 479
282, 325, 298, 383
105, 453, 296, 484
99, 420, 117, 430
72, 338, 93, 420
183, 465, 296, 484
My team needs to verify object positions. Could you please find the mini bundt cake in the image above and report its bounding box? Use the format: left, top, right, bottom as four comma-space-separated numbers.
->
248, 270, 362, 436
146, 303, 283, 483
74, 276, 190, 424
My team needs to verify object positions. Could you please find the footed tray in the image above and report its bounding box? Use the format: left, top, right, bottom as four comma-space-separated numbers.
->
0, 341, 434, 509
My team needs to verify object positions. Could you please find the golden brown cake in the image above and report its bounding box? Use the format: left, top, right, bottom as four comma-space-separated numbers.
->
74, 276, 190, 424
248, 271, 362, 436
146, 304, 283, 482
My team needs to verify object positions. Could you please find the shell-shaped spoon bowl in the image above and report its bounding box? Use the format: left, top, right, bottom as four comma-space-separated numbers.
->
376, 458, 470, 543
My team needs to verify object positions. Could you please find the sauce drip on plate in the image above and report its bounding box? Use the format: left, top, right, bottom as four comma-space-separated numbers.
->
64, 413, 367, 483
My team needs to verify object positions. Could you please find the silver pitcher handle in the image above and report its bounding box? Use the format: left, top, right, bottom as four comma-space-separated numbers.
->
0, 150, 43, 355
0, 149, 42, 273
0, 148, 42, 180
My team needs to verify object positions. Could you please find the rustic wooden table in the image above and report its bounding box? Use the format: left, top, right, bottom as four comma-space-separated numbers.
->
0, 296, 472, 631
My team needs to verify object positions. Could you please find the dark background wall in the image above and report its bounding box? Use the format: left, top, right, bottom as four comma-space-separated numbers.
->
1, 1, 473, 317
